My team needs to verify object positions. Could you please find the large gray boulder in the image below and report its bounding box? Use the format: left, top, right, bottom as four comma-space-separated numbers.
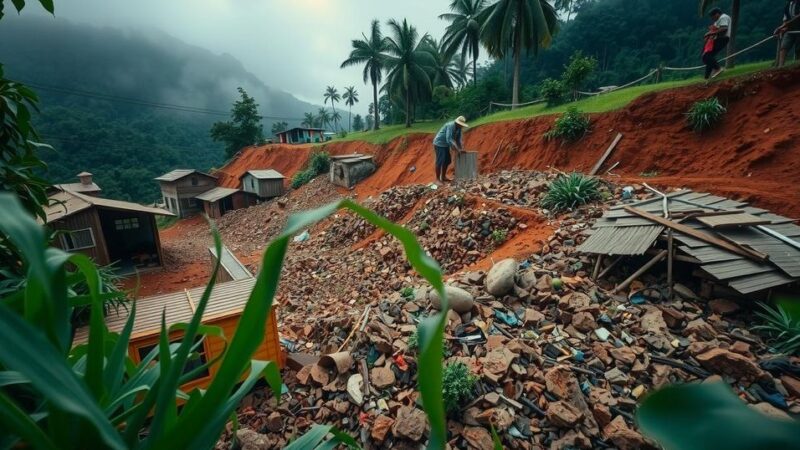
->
429, 285, 474, 313
485, 258, 518, 296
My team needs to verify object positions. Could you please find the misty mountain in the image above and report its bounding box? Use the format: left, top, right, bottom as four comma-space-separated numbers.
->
0, 16, 318, 202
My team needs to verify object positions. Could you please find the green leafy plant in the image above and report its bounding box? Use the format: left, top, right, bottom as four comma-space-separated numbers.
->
638, 382, 800, 450
541, 173, 601, 212
753, 301, 800, 355
291, 152, 331, 189
442, 362, 476, 414
0, 192, 452, 449
407, 329, 419, 352
400, 286, 415, 299
539, 78, 566, 106
491, 229, 508, 243
544, 107, 591, 142
561, 51, 598, 100
686, 97, 726, 132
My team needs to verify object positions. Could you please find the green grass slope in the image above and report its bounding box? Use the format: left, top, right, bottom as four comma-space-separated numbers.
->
334, 61, 772, 146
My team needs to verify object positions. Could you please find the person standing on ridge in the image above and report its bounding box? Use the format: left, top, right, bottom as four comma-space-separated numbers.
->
432, 116, 469, 183
703, 7, 731, 79
776, 0, 800, 67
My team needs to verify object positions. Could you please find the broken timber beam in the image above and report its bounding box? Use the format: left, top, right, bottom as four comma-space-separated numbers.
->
589, 132, 623, 176
623, 206, 769, 263
611, 250, 667, 294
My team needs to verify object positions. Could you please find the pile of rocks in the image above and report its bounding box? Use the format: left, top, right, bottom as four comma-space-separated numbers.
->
322, 185, 432, 246
226, 253, 799, 449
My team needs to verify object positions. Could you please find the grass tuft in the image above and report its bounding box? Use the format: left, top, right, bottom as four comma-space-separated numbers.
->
686, 97, 727, 132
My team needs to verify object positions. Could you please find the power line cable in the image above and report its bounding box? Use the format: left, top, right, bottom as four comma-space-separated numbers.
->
18, 79, 307, 121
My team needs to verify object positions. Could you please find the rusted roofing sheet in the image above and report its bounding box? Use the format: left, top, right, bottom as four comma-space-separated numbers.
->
577, 225, 663, 255
73, 278, 260, 344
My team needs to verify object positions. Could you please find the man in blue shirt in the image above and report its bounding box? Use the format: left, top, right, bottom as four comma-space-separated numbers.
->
432, 116, 469, 182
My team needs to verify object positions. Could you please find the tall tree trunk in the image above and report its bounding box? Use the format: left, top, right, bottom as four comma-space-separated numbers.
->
348, 105, 352, 132
331, 103, 338, 132
726, 0, 740, 68
405, 87, 411, 128
473, 56, 478, 87
372, 80, 380, 131
512, 33, 521, 109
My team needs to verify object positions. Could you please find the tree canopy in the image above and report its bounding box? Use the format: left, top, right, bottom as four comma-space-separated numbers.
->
210, 87, 264, 159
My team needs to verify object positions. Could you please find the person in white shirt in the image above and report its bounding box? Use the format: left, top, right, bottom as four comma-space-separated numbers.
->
776, 0, 800, 67
703, 7, 731, 79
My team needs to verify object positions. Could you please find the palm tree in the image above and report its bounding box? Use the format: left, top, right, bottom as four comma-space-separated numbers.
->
423, 37, 467, 89
331, 111, 342, 132
302, 112, 316, 128
699, 0, 740, 68
341, 19, 388, 131
323, 86, 341, 131
479, 0, 558, 109
439, 0, 487, 86
317, 108, 331, 129
384, 18, 436, 128
342, 86, 359, 132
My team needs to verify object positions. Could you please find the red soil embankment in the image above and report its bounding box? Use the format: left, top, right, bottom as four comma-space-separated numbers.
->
319, 68, 800, 217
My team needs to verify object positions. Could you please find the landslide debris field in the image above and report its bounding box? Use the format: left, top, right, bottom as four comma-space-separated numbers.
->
135, 68, 800, 449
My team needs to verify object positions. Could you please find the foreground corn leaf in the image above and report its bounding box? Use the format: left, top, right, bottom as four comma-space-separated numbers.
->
637, 382, 800, 450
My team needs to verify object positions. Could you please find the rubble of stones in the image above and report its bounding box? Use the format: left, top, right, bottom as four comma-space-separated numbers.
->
229, 255, 799, 450
216, 172, 798, 449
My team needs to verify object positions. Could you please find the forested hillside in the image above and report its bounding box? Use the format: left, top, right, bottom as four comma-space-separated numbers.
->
0, 16, 317, 202
489, 0, 782, 91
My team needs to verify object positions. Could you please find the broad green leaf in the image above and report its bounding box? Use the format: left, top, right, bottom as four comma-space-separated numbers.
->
0, 392, 57, 450
637, 382, 800, 450
284, 424, 358, 450
0, 302, 125, 449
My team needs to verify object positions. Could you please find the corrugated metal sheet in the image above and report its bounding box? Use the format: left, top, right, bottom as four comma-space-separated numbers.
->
209, 246, 252, 281
246, 169, 284, 180
728, 271, 796, 294
73, 278, 260, 343
577, 225, 662, 255
55, 182, 101, 193
196, 187, 239, 203
701, 259, 775, 280
679, 245, 740, 263
697, 213, 771, 228
764, 223, 800, 237
44, 190, 173, 223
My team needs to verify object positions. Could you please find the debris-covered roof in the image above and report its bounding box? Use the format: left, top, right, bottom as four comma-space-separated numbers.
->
43, 190, 174, 223
196, 187, 239, 203
154, 169, 217, 182
579, 190, 800, 294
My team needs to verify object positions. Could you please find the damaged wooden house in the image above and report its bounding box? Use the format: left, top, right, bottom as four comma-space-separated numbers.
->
155, 169, 218, 218
579, 189, 800, 297
44, 189, 173, 273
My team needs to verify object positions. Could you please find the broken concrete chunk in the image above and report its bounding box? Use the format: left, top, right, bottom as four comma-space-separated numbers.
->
391, 406, 428, 442
547, 401, 584, 428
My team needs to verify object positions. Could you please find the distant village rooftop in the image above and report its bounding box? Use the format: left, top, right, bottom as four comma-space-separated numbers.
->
241, 169, 285, 180
54, 171, 101, 194
154, 169, 217, 182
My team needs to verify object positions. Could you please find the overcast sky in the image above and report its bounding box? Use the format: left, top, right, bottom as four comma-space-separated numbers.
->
23, 0, 490, 112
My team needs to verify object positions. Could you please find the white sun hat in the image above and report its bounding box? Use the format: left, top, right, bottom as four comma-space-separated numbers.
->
455, 116, 470, 128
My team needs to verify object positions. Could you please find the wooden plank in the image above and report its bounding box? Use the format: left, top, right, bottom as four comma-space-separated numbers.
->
697, 213, 772, 229
625, 206, 768, 262
590, 132, 623, 175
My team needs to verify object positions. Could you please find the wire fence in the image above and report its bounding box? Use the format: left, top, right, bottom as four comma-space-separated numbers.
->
487, 31, 799, 111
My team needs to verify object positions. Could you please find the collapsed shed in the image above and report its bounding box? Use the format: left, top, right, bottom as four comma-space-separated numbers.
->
579, 189, 800, 296
329, 154, 376, 188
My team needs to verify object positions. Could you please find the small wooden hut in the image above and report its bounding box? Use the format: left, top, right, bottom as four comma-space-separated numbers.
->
240, 169, 285, 200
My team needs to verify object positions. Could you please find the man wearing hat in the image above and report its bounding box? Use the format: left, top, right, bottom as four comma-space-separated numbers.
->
703, 7, 732, 79
432, 116, 469, 183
